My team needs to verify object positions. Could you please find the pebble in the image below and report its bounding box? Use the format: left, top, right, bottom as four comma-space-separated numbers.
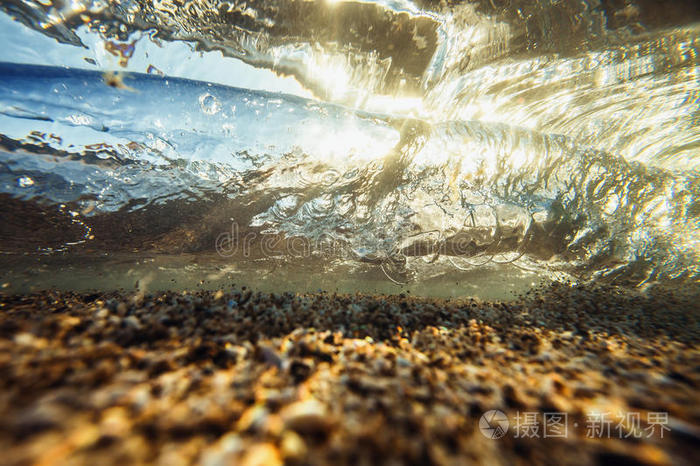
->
236, 405, 269, 433
280, 429, 307, 460
240, 443, 282, 466
280, 400, 329, 434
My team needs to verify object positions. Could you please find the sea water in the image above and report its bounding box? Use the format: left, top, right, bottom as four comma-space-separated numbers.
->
0, 1, 698, 297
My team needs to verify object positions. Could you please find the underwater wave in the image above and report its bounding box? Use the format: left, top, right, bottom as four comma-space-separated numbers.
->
0, 1, 698, 289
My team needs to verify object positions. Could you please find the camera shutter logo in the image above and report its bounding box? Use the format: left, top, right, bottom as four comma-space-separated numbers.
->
479, 410, 509, 439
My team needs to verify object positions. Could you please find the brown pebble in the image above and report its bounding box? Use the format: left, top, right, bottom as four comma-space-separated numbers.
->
280, 430, 307, 460
240, 443, 282, 466
236, 404, 269, 433
280, 400, 329, 434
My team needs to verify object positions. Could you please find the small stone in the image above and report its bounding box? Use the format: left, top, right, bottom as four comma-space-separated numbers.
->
100, 407, 130, 438
236, 404, 269, 433
396, 357, 412, 367
200, 432, 242, 466
262, 414, 284, 437
280, 430, 307, 460
280, 399, 329, 434
124, 315, 141, 329
68, 424, 100, 449
240, 443, 282, 466
14, 332, 36, 346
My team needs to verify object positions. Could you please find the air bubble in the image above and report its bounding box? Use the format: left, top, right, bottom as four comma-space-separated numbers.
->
199, 93, 221, 115
17, 176, 34, 188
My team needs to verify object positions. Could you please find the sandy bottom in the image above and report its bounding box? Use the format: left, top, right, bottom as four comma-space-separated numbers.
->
0, 283, 698, 465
